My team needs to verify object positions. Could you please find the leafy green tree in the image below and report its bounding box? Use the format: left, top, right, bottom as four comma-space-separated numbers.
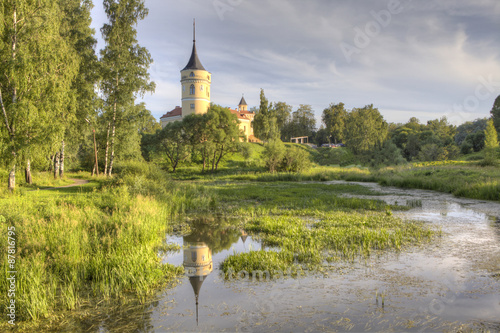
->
344, 105, 388, 154
491, 95, 500, 139
483, 119, 499, 165
273, 101, 292, 140
204, 105, 242, 171
180, 105, 241, 172
58, 0, 99, 178
366, 141, 406, 167
417, 144, 447, 161
314, 126, 330, 146
158, 121, 190, 172
282, 105, 316, 142
100, 0, 155, 176
322, 103, 347, 144
253, 89, 279, 142
183, 113, 212, 172
0, 1, 78, 190
455, 118, 488, 146
426, 117, 456, 146
462, 132, 485, 153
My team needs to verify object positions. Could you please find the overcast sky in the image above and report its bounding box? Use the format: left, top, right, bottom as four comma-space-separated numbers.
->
90, 0, 500, 127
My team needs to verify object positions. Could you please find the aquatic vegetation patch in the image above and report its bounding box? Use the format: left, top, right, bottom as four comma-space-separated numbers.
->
222, 213, 435, 276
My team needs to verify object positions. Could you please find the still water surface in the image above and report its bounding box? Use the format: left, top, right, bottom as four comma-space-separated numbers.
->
149, 181, 500, 332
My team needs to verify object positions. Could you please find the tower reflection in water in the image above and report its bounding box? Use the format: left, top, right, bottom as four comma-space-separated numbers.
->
183, 241, 213, 325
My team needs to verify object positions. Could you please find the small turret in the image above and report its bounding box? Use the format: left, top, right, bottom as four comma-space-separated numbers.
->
238, 95, 248, 112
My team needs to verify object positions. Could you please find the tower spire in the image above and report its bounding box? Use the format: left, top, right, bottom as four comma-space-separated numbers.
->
182, 19, 205, 71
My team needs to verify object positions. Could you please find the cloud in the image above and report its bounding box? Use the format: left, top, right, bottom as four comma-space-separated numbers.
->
93, 0, 500, 126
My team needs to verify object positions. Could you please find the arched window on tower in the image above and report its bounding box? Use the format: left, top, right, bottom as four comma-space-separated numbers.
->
190, 72, 195, 77
190, 84, 195, 95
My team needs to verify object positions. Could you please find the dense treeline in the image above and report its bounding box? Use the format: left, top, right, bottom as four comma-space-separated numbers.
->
0, 0, 157, 191
252, 88, 499, 169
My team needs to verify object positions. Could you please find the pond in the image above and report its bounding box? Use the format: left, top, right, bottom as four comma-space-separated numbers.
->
49, 181, 500, 332
149, 182, 500, 332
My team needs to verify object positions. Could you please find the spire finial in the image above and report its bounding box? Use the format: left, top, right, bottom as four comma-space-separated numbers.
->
193, 18, 196, 43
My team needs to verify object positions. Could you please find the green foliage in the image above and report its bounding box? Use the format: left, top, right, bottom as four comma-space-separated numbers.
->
58, 0, 100, 162
417, 143, 448, 161
482, 119, 499, 166
158, 120, 191, 172
391, 117, 459, 162
281, 104, 316, 142
491, 95, 500, 138
252, 89, 280, 142
100, 0, 155, 176
263, 139, 286, 172
147, 105, 241, 172
364, 141, 406, 167
344, 104, 388, 154
0, 0, 79, 189
461, 131, 485, 154
280, 145, 312, 172
455, 118, 488, 146
314, 147, 357, 166
322, 103, 347, 144
0, 164, 223, 324
273, 101, 292, 139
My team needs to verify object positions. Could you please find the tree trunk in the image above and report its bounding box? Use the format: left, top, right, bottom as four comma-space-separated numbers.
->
25, 158, 32, 184
104, 121, 110, 175
202, 147, 206, 172
8, 165, 15, 191
215, 146, 224, 171
93, 130, 99, 176
5, 8, 17, 191
54, 152, 60, 179
108, 101, 117, 177
59, 140, 65, 178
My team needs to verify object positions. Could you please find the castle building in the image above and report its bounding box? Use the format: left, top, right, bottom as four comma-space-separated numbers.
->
160, 23, 258, 142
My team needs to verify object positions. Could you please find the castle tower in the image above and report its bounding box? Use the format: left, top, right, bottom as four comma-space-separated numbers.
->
181, 20, 211, 117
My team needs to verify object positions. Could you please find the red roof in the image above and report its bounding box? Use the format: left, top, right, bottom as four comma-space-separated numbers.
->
160, 106, 182, 119
230, 108, 253, 121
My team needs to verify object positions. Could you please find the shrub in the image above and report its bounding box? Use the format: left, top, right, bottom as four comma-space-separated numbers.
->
263, 140, 286, 172
280, 145, 311, 172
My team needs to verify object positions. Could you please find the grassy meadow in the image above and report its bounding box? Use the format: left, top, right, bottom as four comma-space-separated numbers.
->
1, 143, 499, 329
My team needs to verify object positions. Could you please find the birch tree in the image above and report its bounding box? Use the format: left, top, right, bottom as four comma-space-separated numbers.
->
0, 0, 77, 190
56, 0, 99, 178
100, 0, 155, 176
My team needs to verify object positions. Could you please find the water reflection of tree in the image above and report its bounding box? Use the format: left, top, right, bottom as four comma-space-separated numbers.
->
183, 218, 241, 255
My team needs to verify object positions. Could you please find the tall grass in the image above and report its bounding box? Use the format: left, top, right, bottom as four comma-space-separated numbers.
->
0, 162, 215, 325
